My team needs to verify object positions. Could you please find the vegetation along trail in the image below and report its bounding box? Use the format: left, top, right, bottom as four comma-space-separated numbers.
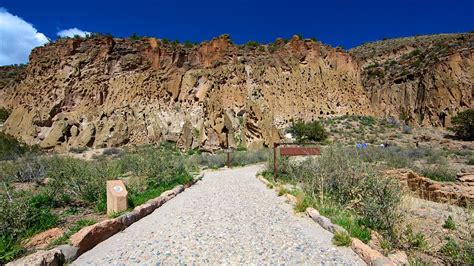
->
73, 164, 364, 265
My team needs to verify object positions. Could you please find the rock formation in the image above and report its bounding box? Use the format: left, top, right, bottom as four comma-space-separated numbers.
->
350, 33, 474, 127
0, 33, 472, 151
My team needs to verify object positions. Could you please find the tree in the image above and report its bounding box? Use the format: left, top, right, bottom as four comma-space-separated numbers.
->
448, 109, 474, 140
288, 120, 328, 142
129, 33, 140, 40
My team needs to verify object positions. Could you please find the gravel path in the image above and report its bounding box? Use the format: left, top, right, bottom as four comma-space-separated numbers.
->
73, 164, 365, 265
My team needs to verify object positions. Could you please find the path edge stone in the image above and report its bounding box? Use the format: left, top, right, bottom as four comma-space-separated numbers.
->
7, 172, 204, 266
256, 174, 403, 266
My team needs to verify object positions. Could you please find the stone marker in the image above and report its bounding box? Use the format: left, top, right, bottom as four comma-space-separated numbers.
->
106, 180, 128, 215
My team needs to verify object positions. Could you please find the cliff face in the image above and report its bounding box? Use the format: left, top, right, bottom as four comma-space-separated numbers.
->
1, 35, 372, 151
350, 33, 474, 127
1, 33, 472, 151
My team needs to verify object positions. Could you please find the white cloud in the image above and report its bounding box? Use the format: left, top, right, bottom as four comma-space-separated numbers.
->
57, 28, 91, 38
0, 8, 49, 66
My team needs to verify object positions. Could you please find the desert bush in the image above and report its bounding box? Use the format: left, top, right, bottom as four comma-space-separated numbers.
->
381, 116, 400, 128
69, 147, 88, 154
402, 124, 412, 134
403, 225, 428, 250
129, 32, 141, 40
332, 231, 352, 246
443, 215, 456, 230
103, 147, 121, 156
359, 174, 403, 241
440, 237, 474, 264
231, 149, 270, 166
316, 203, 371, 243
193, 152, 227, 169
448, 109, 474, 140
0, 132, 33, 161
192, 149, 269, 169
468, 155, 474, 165
0, 144, 196, 263
12, 157, 47, 183
288, 120, 328, 142
420, 165, 456, 182
245, 41, 259, 48
0, 189, 58, 263
358, 116, 376, 126
282, 145, 403, 242
0, 107, 9, 122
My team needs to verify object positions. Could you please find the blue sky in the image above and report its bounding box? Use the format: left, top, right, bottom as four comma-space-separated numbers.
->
0, 0, 473, 65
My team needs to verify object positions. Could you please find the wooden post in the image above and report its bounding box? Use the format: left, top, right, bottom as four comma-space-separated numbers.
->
273, 142, 278, 180
226, 132, 231, 168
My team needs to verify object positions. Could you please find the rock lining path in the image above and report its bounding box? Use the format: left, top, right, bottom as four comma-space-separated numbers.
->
73, 164, 364, 265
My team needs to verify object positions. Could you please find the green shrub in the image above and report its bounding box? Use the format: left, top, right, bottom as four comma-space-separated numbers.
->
288, 120, 328, 142
69, 147, 88, 154
245, 41, 259, 48
358, 116, 376, 126
443, 215, 456, 230
404, 225, 427, 250
0, 133, 31, 161
282, 145, 403, 242
0, 144, 196, 263
317, 203, 371, 243
0, 189, 58, 263
45, 157, 111, 205
439, 237, 474, 264
0, 107, 9, 122
129, 32, 141, 40
359, 175, 403, 241
421, 165, 456, 182
468, 156, 474, 165
184, 40, 193, 48
448, 109, 474, 140
12, 156, 47, 183
191, 149, 269, 169
332, 231, 352, 246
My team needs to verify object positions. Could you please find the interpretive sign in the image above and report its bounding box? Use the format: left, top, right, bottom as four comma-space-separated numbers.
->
106, 180, 128, 215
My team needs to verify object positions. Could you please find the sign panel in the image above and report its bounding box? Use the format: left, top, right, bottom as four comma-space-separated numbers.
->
279, 147, 321, 156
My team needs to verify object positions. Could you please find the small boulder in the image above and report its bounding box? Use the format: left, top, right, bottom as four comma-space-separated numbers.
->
283, 194, 298, 205
458, 174, 474, 184
70, 218, 123, 255
427, 183, 442, 191
351, 238, 388, 265
171, 185, 185, 195
7, 248, 64, 266
388, 250, 409, 265
161, 189, 176, 199
133, 203, 155, 218
306, 207, 320, 219
57, 245, 79, 262
315, 215, 335, 232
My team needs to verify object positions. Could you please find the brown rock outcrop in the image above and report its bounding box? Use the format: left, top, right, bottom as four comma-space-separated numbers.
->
384, 168, 474, 207
1, 33, 472, 151
350, 33, 474, 127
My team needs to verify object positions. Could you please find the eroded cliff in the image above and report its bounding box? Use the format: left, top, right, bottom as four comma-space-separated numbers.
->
1, 33, 472, 151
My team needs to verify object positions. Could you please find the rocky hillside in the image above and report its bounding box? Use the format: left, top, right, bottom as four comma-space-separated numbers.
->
351, 33, 474, 127
0, 33, 472, 151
